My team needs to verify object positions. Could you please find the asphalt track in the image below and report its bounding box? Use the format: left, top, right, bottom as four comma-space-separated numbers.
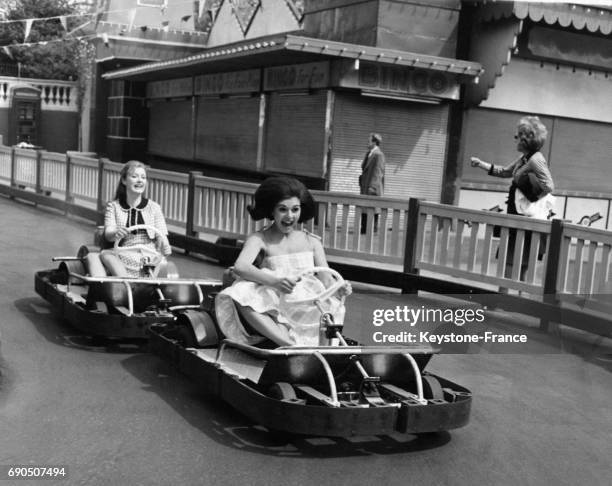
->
0, 194, 610, 486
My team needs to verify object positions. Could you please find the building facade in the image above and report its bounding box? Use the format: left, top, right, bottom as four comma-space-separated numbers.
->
92, 0, 481, 203
90, 0, 612, 224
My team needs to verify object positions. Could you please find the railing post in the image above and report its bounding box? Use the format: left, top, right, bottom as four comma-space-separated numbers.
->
96, 157, 108, 225
64, 152, 73, 215
35, 150, 43, 195
402, 198, 421, 294
9, 146, 16, 189
185, 171, 202, 253
540, 218, 564, 331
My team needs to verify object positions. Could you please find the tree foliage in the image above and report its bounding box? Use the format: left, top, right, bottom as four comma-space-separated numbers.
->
0, 0, 93, 80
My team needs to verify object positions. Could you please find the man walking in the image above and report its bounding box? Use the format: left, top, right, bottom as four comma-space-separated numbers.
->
359, 133, 385, 233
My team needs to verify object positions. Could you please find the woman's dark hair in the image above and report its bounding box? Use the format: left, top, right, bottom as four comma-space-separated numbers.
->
247, 176, 316, 223
517, 116, 547, 153
115, 160, 147, 203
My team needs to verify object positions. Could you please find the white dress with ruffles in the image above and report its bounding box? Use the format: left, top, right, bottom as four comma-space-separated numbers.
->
215, 251, 345, 346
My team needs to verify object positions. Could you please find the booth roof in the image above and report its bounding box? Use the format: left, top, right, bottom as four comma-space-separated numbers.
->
101, 33, 483, 82
476, 1, 612, 35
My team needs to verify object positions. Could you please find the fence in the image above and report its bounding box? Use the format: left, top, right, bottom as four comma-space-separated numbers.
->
1, 145, 610, 335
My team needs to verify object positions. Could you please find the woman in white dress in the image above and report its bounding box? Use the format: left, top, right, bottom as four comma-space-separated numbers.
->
215, 176, 351, 346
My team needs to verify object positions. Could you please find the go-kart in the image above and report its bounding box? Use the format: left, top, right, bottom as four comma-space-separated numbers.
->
149, 267, 472, 437
34, 224, 223, 338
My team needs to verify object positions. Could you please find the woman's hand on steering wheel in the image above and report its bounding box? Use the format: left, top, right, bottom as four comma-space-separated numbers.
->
282, 267, 350, 305
273, 276, 300, 294
113, 226, 131, 241
337, 281, 352, 298
112, 224, 166, 265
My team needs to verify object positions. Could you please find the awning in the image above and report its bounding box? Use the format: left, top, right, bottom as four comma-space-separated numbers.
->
476, 1, 612, 35
102, 33, 482, 82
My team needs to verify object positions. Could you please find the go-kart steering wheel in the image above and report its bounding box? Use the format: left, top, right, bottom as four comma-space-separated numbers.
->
282, 266, 347, 305
113, 224, 165, 265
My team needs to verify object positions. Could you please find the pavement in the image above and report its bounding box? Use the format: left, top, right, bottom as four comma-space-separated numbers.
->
1, 194, 612, 485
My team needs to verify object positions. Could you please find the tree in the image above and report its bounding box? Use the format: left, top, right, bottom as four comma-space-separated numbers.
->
0, 0, 94, 80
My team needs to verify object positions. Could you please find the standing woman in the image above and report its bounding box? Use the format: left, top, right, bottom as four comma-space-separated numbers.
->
470, 115, 554, 278
95, 160, 171, 277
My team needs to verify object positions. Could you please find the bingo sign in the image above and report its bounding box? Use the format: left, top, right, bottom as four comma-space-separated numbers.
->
264, 62, 329, 91
337, 61, 459, 100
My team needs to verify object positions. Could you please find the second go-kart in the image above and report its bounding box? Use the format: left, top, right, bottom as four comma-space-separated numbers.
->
34, 224, 223, 338
149, 267, 472, 437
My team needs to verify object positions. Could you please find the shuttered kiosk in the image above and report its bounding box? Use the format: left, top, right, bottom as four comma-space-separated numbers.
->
263, 91, 328, 178
148, 98, 194, 160
196, 96, 261, 171
329, 92, 450, 202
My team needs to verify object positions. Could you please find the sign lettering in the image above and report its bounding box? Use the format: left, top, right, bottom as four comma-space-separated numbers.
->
335, 61, 459, 100
264, 62, 329, 91
194, 69, 260, 95
147, 77, 193, 99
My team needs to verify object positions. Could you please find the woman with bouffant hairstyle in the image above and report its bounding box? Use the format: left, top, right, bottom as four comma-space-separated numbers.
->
246, 176, 316, 222
470, 115, 555, 280
215, 176, 350, 347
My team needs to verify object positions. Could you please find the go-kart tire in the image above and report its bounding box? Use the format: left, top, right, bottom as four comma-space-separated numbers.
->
422, 375, 444, 400
268, 382, 298, 401
173, 321, 198, 348
76, 245, 99, 260
57, 260, 86, 284
175, 310, 218, 347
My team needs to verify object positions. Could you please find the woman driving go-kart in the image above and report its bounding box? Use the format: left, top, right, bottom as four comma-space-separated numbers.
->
215, 176, 351, 347
87, 160, 172, 278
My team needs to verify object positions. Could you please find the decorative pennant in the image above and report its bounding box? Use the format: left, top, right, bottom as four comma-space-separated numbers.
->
24, 18, 33, 41
58, 16, 67, 31
195, 0, 223, 33
2, 46, 13, 59
231, 0, 260, 35
127, 8, 137, 30
208, 0, 224, 20
284, 0, 304, 21
181, 15, 192, 22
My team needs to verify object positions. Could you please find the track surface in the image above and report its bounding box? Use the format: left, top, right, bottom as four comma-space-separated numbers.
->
0, 196, 610, 486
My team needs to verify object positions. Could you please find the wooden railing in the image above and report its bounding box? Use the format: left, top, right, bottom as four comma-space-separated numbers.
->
310, 192, 409, 265
412, 201, 552, 296
188, 173, 410, 265
0, 145, 11, 183
67, 152, 99, 206
40, 151, 67, 194
555, 222, 612, 319
1, 145, 611, 335
191, 175, 260, 238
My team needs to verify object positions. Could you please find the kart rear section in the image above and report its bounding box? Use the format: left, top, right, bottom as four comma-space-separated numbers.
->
148, 323, 472, 437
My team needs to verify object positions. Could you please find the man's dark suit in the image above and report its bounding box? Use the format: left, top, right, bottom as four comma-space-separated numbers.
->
359, 145, 385, 233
